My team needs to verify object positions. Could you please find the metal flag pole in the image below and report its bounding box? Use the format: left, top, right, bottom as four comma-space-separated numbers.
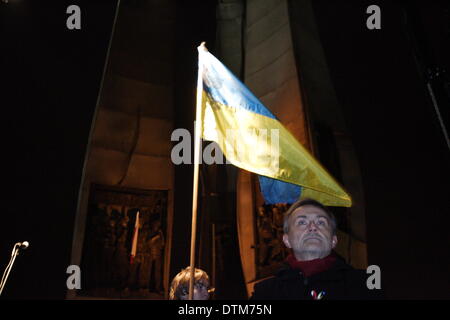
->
188, 42, 207, 300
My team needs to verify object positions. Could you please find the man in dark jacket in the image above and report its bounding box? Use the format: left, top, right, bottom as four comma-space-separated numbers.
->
250, 198, 384, 300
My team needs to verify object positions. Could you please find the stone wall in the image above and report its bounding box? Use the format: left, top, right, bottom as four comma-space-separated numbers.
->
69, 0, 176, 299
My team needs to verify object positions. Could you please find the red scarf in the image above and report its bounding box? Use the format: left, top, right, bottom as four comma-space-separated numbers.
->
286, 252, 336, 277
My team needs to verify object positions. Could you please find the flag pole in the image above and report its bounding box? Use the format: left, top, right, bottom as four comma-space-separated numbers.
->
188, 41, 207, 300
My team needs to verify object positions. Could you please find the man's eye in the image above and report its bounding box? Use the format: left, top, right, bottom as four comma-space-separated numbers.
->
317, 220, 326, 226
298, 220, 307, 225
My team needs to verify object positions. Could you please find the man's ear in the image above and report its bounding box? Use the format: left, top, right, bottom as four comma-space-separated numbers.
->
332, 235, 338, 249
282, 234, 291, 248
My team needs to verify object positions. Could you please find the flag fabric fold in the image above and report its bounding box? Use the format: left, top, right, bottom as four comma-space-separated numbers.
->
197, 45, 352, 207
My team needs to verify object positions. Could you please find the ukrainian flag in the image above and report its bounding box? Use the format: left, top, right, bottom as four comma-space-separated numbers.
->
197, 44, 352, 207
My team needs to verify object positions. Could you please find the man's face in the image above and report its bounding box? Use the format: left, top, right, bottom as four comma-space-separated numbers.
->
282, 205, 337, 261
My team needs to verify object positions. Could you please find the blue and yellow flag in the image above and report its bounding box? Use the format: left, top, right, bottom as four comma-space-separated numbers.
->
197, 44, 351, 207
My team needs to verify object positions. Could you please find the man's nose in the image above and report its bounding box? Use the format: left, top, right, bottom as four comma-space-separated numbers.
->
307, 221, 317, 231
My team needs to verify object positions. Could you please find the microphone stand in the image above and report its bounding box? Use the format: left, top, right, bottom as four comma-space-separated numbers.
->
0, 243, 24, 296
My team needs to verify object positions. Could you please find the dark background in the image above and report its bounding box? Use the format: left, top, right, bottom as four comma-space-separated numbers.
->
312, 0, 450, 299
0, 0, 449, 299
0, 0, 119, 299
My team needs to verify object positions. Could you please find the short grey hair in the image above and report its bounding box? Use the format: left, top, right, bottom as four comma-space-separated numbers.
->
283, 198, 337, 235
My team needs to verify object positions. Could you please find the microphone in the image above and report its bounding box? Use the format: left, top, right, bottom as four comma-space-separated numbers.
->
17, 241, 29, 250
0, 241, 29, 295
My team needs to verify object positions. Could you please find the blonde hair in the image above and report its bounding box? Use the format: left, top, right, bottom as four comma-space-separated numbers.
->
169, 266, 210, 300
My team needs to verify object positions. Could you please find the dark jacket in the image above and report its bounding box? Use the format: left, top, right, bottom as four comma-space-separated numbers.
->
250, 257, 384, 300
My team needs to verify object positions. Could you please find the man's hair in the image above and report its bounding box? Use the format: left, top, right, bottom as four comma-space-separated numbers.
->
169, 266, 210, 300
283, 198, 337, 235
